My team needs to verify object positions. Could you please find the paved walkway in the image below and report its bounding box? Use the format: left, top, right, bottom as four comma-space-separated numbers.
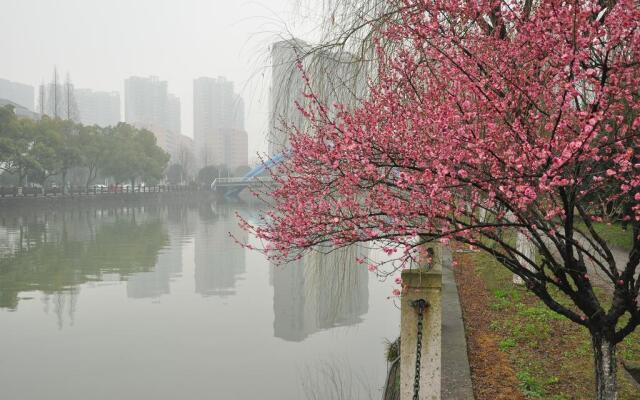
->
441, 247, 475, 399
585, 243, 638, 290
543, 234, 638, 292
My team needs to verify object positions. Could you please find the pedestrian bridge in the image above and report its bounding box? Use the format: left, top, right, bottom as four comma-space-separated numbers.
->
210, 176, 274, 191
211, 153, 284, 199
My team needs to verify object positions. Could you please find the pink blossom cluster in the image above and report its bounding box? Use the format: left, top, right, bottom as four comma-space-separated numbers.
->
240, 0, 640, 275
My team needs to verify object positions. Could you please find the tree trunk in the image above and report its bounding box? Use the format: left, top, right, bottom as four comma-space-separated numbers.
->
61, 170, 67, 195
18, 167, 25, 187
592, 332, 618, 400
86, 166, 95, 189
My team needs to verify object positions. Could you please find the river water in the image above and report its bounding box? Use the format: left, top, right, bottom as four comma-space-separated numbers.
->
0, 202, 398, 400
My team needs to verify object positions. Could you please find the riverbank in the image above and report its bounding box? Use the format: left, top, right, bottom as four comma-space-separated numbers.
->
0, 190, 221, 211
454, 249, 640, 399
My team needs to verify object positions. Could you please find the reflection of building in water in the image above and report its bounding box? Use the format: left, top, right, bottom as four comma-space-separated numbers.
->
272, 257, 306, 341
126, 245, 181, 299
194, 212, 247, 297
126, 219, 183, 299
125, 205, 198, 299
0, 226, 22, 258
166, 204, 197, 239
272, 246, 369, 342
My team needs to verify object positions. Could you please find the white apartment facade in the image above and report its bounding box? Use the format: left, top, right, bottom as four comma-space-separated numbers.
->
75, 89, 120, 127
124, 76, 180, 158
193, 76, 247, 169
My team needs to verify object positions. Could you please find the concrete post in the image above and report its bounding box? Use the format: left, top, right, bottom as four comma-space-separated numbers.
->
401, 247, 442, 400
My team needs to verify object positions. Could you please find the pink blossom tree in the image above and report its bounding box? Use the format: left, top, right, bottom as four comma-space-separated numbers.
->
242, 1, 640, 398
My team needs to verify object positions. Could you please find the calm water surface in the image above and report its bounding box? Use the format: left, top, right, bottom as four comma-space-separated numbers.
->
0, 202, 398, 400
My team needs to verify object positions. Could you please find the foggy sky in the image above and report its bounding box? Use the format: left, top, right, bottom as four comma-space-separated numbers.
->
0, 0, 321, 158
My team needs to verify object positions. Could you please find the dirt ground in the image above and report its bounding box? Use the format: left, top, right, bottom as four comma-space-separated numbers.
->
453, 249, 640, 399
453, 253, 526, 400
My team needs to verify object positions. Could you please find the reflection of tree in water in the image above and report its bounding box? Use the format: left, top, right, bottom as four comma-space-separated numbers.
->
0, 210, 169, 310
272, 245, 369, 341
299, 359, 375, 400
41, 288, 79, 330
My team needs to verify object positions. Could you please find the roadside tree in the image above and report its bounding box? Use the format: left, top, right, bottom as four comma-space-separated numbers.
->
77, 125, 108, 188
0, 106, 39, 185
166, 164, 184, 185
101, 124, 169, 186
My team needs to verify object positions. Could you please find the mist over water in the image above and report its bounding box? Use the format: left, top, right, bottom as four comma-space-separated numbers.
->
0, 3, 402, 397
0, 202, 398, 400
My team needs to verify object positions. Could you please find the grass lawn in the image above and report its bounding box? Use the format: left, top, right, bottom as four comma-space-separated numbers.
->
455, 249, 640, 399
577, 221, 634, 252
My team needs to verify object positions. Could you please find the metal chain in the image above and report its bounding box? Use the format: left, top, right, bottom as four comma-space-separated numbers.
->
411, 299, 428, 400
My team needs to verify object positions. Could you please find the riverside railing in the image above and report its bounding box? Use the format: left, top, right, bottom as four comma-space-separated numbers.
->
0, 184, 200, 198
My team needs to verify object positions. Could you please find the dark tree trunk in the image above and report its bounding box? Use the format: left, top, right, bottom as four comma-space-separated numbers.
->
592, 331, 618, 400
61, 170, 67, 195
18, 168, 25, 187
86, 166, 95, 189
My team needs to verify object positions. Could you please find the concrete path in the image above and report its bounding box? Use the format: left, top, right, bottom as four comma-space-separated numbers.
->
585, 243, 638, 290
441, 247, 475, 399
543, 234, 638, 292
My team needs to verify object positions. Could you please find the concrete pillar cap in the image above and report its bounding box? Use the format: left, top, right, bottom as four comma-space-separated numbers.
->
401, 269, 442, 289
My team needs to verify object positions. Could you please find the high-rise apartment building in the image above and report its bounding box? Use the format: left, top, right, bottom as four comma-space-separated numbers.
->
268, 39, 364, 156
167, 94, 181, 136
124, 76, 168, 128
0, 79, 34, 111
176, 134, 196, 176
193, 76, 247, 168
124, 76, 180, 158
165, 93, 182, 160
75, 89, 120, 127
268, 39, 308, 157
223, 129, 248, 170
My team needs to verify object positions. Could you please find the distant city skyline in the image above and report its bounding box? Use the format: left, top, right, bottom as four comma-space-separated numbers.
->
1, 73, 249, 168
0, 0, 323, 158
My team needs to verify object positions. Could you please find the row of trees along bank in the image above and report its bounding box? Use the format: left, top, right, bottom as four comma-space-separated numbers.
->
0, 105, 169, 193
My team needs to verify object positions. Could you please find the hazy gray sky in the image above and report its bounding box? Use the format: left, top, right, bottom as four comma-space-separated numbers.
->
0, 0, 321, 157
